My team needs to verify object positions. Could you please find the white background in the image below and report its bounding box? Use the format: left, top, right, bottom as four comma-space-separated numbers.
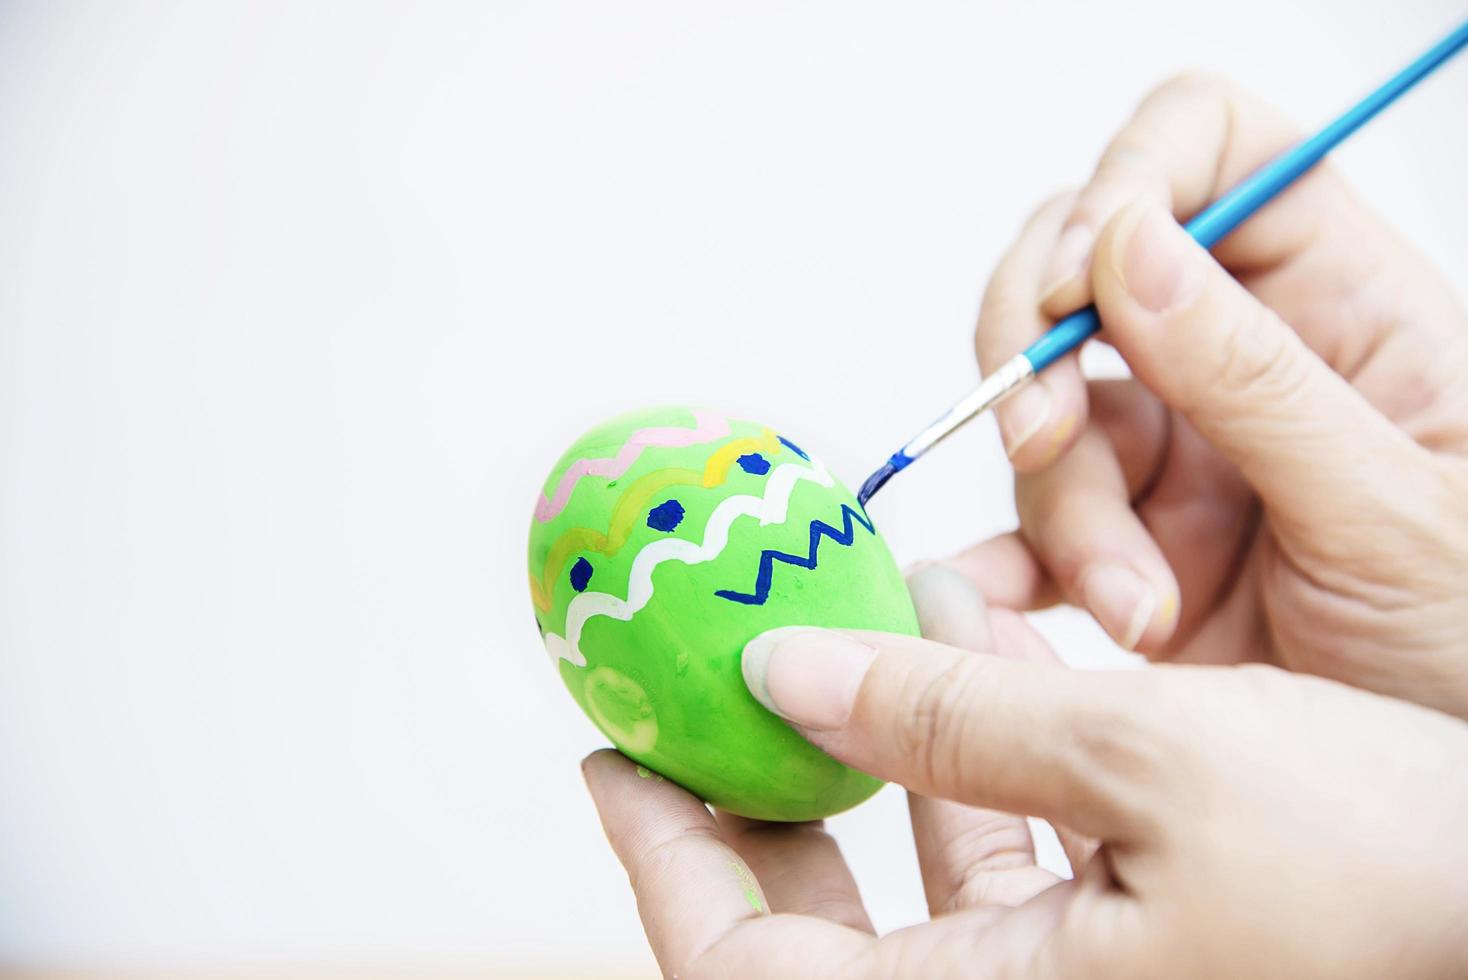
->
1, 1, 1464, 975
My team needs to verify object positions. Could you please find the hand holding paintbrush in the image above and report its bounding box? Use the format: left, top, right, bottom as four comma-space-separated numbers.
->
859, 17, 1468, 506
589, 24, 1468, 978
896, 63, 1468, 701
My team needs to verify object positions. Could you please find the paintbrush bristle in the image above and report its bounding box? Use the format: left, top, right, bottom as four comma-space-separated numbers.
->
856, 452, 912, 507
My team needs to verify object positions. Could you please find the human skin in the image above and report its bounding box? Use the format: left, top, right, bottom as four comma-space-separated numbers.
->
950, 74, 1468, 717
580, 76, 1468, 977
583, 569, 1468, 979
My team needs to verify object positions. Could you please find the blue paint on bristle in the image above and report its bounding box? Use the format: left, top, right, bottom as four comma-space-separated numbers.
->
856, 451, 913, 507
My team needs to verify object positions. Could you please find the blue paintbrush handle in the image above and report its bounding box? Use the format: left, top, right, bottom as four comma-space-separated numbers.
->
1023, 16, 1468, 374
859, 17, 1468, 507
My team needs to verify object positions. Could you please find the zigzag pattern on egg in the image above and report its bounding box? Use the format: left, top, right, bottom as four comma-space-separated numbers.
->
541, 455, 835, 667
529, 428, 782, 612
528, 407, 919, 821
713, 503, 875, 606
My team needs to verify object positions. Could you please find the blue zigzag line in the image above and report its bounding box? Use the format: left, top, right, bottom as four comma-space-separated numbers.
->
714, 503, 875, 605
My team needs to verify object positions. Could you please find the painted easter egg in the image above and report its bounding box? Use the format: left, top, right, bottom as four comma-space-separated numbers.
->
528, 407, 919, 821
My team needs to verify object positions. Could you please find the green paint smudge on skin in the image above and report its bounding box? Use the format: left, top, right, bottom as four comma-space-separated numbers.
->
727, 860, 763, 913
634, 765, 664, 782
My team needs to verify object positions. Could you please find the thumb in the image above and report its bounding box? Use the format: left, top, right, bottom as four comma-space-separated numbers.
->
741, 626, 1168, 840
1090, 202, 1424, 538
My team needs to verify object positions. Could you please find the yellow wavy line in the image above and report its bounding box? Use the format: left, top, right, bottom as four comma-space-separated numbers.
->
530, 429, 780, 612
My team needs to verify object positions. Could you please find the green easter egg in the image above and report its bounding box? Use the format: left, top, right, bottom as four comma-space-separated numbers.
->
528, 407, 918, 821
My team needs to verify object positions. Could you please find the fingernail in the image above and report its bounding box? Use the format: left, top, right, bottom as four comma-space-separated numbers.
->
742, 627, 877, 730
1115, 207, 1203, 313
1000, 383, 1052, 457
903, 558, 936, 579
1158, 590, 1180, 632
1040, 224, 1093, 301
907, 564, 990, 649
1079, 563, 1156, 651
1043, 410, 1079, 463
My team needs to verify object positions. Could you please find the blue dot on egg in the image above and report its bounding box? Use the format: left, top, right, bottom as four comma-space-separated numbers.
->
737, 453, 770, 475
570, 557, 594, 592
647, 499, 685, 532
779, 436, 808, 460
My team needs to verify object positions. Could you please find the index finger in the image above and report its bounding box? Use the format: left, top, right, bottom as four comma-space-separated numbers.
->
974, 192, 1091, 471
1039, 72, 1329, 317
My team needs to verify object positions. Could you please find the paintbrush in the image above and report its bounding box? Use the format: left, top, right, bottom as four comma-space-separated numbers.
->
857, 17, 1468, 507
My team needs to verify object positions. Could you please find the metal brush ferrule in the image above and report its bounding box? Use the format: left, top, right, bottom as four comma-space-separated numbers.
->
899, 354, 1035, 461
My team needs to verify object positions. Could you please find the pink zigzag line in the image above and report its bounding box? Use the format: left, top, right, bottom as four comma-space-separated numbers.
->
534, 410, 732, 523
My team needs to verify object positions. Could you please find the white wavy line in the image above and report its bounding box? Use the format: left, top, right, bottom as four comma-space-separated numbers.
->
542, 457, 833, 667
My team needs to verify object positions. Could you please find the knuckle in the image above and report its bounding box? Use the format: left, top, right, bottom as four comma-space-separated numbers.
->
1070, 186, 1128, 236
1028, 188, 1080, 227
1083, 156, 1170, 231
1149, 69, 1230, 104
1069, 673, 1179, 787
895, 653, 990, 792
978, 268, 1025, 324
1069, 709, 1161, 782
941, 818, 1037, 912
1013, 481, 1075, 559
976, 279, 1038, 362
1092, 140, 1162, 184
976, 191, 1083, 363
1211, 304, 1301, 401
630, 827, 720, 897
802, 895, 870, 933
